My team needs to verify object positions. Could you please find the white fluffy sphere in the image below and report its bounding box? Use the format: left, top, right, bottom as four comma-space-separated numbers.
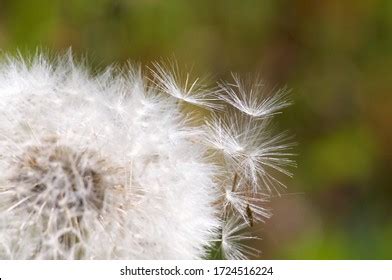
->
0, 53, 293, 259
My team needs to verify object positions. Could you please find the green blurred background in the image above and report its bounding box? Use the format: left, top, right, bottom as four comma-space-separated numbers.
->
0, 0, 391, 259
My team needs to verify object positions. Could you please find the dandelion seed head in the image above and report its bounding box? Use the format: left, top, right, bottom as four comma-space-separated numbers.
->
0, 52, 294, 260
0, 53, 219, 259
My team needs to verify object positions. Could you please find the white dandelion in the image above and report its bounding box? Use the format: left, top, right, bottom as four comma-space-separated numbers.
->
0, 52, 294, 260
0, 54, 218, 259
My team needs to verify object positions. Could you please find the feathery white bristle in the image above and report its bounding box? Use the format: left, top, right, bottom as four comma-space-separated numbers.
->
203, 113, 295, 193
149, 61, 223, 110
220, 214, 260, 260
219, 73, 291, 118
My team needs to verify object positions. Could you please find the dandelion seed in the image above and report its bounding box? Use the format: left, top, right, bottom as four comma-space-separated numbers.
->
223, 188, 271, 223
219, 73, 291, 118
149, 61, 222, 110
204, 113, 295, 192
220, 214, 260, 260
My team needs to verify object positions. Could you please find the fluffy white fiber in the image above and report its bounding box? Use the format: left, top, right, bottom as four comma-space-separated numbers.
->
0, 52, 294, 259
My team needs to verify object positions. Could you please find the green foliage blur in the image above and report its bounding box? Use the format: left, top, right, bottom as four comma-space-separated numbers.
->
0, 0, 391, 259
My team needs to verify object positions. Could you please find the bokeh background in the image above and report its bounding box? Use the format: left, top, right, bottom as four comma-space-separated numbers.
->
0, 0, 391, 259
